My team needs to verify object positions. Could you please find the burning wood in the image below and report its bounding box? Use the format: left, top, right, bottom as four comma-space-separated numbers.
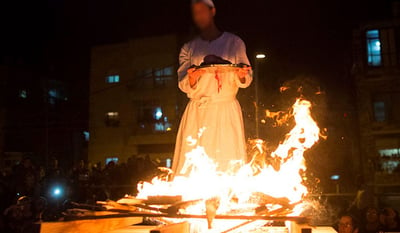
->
134, 199, 203, 215
145, 196, 182, 205
130, 98, 322, 231
251, 192, 291, 208
205, 197, 220, 229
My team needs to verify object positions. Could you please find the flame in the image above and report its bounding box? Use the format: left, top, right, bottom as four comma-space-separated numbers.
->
135, 98, 321, 216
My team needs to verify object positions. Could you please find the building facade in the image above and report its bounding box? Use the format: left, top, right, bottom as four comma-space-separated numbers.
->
353, 14, 400, 193
89, 34, 184, 166
0, 61, 88, 169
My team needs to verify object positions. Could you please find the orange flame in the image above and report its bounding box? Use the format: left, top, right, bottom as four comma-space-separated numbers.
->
136, 98, 321, 216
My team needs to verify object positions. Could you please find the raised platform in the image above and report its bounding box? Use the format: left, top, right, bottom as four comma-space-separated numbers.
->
39, 211, 336, 233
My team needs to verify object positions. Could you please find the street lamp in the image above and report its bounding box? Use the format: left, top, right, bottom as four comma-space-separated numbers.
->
256, 54, 266, 59
254, 53, 266, 138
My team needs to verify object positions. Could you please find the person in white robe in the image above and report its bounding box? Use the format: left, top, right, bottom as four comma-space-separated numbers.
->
172, 0, 253, 175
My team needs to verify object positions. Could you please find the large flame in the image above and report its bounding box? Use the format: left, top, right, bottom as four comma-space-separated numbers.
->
136, 98, 321, 216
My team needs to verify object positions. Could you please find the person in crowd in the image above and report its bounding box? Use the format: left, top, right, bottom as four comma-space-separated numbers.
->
348, 175, 374, 219
3, 196, 41, 233
69, 160, 90, 202
14, 157, 39, 197
362, 207, 383, 233
380, 207, 400, 232
46, 158, 63, 179
338, 214, 360, 233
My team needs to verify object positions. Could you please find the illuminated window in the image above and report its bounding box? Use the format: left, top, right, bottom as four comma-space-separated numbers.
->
373, 101, 386, 122
48, 89, 56, 97
154, 66, 174, 77
106, 157, 118, 165
366, 29, 382, 67
83, 131, 90, 141
136, 67, 174, 88
48, 88, 68, 104
19, 89, 27, 99
379, 148, 400, 174
106, 75, 120, 83
166, 158, 172, 168
105, 112, 120, 127
137, 103, 172, 133
154, 66, 174, 87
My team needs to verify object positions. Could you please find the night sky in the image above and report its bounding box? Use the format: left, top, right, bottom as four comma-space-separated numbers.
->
0, 0, 393, 96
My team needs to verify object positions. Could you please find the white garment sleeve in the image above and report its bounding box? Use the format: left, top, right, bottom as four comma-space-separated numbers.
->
234, 38, 253, 88
177, 42, 197, 94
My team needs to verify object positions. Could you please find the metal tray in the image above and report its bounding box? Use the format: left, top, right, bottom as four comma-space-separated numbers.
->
196, 63, 250, 69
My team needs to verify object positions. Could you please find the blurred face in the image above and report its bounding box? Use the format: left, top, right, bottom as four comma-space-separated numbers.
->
366, 208, 379, 223
192, 2, 215, 30
339, 216, 358, 233
23, 159, 32, 168
380, 208, 398, 226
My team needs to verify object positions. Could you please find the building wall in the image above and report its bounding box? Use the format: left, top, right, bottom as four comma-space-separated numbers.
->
353, 19, 400, 188
89, 35, 181, 165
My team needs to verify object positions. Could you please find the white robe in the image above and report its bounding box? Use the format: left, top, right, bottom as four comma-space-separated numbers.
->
172, 32, 253, 175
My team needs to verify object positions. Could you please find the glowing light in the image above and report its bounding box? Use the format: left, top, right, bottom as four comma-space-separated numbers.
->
154, 107, 163, 120
53, 188, 61, 195
330, 175, 340, 181
256, 53, 266, 59
107, 112, 119, 117
51, 186, 63, 198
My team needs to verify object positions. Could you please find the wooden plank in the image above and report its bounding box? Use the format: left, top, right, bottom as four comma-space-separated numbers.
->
40, 217, 143, 233
150, 222, 190, 233
108, 225, 157, 233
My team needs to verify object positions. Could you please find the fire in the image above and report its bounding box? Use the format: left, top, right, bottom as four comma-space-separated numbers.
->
136, 98, 321, 217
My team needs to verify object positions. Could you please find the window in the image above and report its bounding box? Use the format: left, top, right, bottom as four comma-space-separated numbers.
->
105, 112, 120, 127
135, 66, 174, 88
366, 29, 382, 67
48, 88, 68, 104
106, 157, 118, 165
154, 66, 174, 86
378, 149, 400, 174
166, 158, 172, 168
373, 101, 386, 122
83, 131, 90, 141
106, 75, 120, 83
137, 102, 172, 133
154, 66, 174, 77
19, 89, 27, 99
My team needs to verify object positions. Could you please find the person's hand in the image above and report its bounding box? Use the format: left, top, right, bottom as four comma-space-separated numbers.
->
235, 66, 251, 83
188, 68, 205, 87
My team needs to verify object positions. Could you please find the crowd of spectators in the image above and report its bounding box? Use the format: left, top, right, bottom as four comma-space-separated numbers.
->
0, 155, 158, 232
2, 156, 400, 233
337, 207, 400, 233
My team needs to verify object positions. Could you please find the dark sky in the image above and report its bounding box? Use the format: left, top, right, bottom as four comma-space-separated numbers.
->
0, 0, 393, 87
